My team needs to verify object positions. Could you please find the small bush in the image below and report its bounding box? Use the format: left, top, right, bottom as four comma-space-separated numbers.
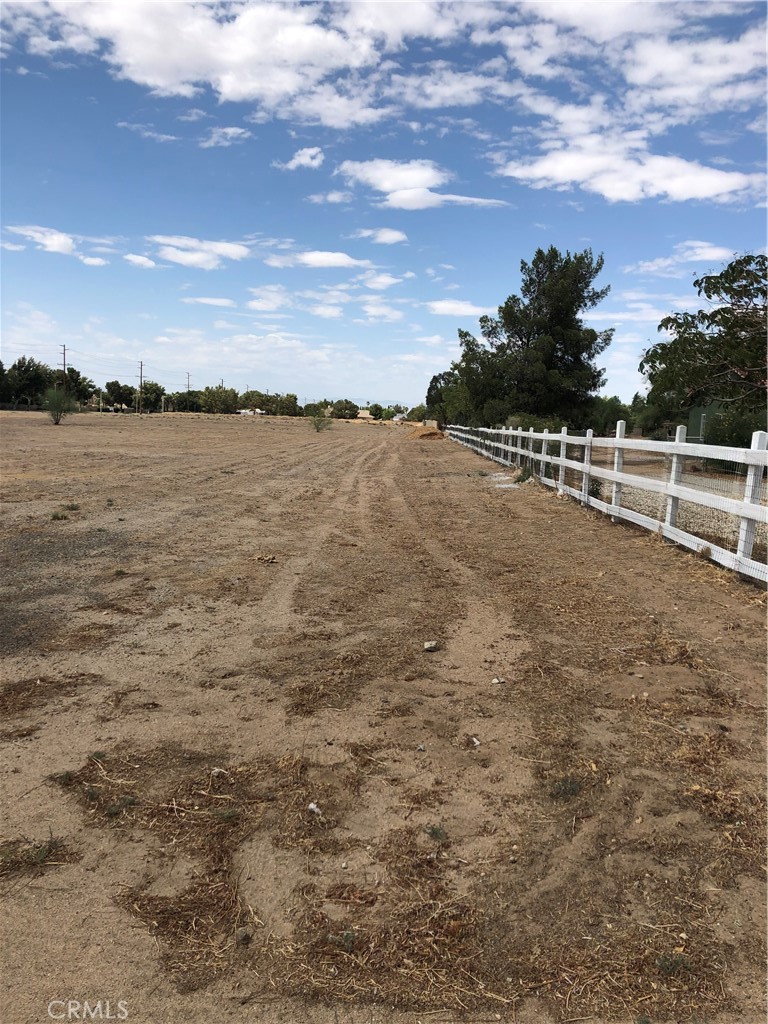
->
43, 388, 75, 425
310, 414, 333, 432
51, 511, 68, 521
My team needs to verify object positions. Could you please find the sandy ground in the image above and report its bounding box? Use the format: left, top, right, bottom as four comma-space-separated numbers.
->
1, 412, 765, 1024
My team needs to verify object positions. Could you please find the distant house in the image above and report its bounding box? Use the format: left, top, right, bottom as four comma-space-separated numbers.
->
356, 409, 373, 420
393, 413, 407, 422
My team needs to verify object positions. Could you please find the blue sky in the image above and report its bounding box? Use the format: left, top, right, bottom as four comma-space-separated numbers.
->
1, 1, 765, 408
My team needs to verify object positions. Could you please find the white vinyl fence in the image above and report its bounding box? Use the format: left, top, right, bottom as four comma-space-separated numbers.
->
447, 422, 768, 584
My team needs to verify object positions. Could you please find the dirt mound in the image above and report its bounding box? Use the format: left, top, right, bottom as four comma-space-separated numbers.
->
408, 426, 444, 440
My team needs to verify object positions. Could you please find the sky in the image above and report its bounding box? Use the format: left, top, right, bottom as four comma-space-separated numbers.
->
1, 0, 765, 409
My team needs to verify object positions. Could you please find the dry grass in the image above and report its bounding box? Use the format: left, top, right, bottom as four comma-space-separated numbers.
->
0, 835, 79, 884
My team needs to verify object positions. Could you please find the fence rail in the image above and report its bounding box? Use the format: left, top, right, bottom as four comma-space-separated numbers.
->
446, 422, 768, 584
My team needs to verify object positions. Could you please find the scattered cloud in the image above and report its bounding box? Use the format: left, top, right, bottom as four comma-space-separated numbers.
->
353, 227, 408, 244
124, 253, 157, 269
308, 304, 343, 318
199, 126, 252, 148
148, 235, 250, 270
426, 299, 496, 317
79, 255, 108, 266
338, 158, 449, 193
360, 299, 404, 322
177, 107, 209, 122
1, 241, 26, 251
307, 190, 353, 204
7, 224, 75, 254
338, 158, 506, 209
623, 240, 737, 276
117, 121, 178, 143
357, 271, 401, 290
273, 146, 324, 170
182, 296, 236, 307
246, 285, 292, 311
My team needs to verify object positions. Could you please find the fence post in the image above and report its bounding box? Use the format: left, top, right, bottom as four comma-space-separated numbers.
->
558, 426, 568, 490
611, 420, 626, 522
736, 430, 768, 564
665, 424, 687, 527
541, 428, 549, 480
527, 427, 534, 472
580, 429, 593, 504
515, 428, 522, 467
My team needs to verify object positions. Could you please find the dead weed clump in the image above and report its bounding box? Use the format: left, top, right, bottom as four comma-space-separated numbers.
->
271, 827, 507, 1011
0, 834, 79, 883
52, 745, 357, 990
0, 672, 103, 719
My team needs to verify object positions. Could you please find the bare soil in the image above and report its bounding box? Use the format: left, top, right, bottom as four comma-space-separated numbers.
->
1, 411, 765, 1024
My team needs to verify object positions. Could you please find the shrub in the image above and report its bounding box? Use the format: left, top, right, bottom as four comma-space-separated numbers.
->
310, 414, 333, 432
43, 387, 75, 425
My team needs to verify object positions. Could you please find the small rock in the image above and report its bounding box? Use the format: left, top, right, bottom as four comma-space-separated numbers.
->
235, 927, 253, 946
308, 802, 321, 815
417, 743, 426, 752
491, 677, 506, 685
423, 641, 439, 652
341, 861, 348, 870
469, 736, 480, 748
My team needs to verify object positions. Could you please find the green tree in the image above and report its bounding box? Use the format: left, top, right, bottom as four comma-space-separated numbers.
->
56, 367, 95, 405
407, 404, 427, 421
7, 357, 54, 408
641, 254, 767, 415
200, 385, 239, 414
43, 387, 75, 425
427, 247, 613, 427
167, 389, 202, 412
587, 395, 634, 435
331, 399, 359, 419
139, 380, 166, 413
0, 361, 10, 403
368, 402, 384, 420
105, 380, 136, 409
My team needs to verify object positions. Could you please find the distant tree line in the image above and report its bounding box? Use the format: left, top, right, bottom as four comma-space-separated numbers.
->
0, 359, 420, 421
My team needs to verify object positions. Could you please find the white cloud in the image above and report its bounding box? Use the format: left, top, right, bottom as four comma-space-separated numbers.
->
279, 250, 373, 269
307, 190, 353, 204
148, 235, 250, 270
357, 271, 401, 290
361, 299, 404, 322
182, 296, 236, 307
199, 126, 252, 148
7, 224, 76, 254
383, 187, 507, 209
353, 227, 408, 244
124, 253, 157, 269
79, 255, 108, 266
338, 158, 449, 192
427, 299, 496, 317
246, 285, 292, 311
273, 146, 324, 170
308, 304, 343, 318
624, 240, 737, 276
498, 131, 764, 204
117, 121, 178, 143
1, 241, 25, 251
177, 107, 209, 122
338, 158, 506, 209
300, 251, 372, 268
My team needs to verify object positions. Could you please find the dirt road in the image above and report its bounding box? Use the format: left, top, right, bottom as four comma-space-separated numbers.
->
1, 412, 765, 1024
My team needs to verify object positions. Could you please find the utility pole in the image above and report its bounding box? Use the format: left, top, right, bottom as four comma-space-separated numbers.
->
186, 372, 191, 412
60, 344, 67, 390
138, 361, 143, 415
220, 378, 224, 388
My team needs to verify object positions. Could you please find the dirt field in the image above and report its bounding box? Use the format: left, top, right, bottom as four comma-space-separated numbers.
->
1, 411, 765, 1024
